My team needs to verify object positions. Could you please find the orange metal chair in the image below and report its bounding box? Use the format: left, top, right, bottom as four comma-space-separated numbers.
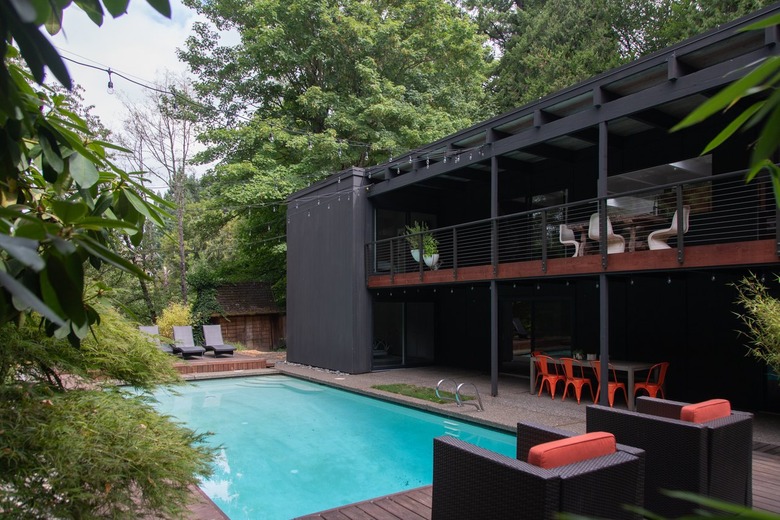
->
561, 357, 595, 404
634, 362, 669, 399
590, 360, 627, 407
531, 351, 545, 393
536, 355, 565, 399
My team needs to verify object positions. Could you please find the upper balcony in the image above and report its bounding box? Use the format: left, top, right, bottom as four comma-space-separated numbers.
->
366, 169, 778, 288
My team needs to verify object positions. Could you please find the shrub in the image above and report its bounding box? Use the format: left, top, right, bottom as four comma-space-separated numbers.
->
156, 302, 192, 339
0, 308, 215, 519
733, 273, 780, 377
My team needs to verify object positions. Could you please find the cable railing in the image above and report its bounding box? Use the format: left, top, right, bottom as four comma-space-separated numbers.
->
366, 170, 777, 279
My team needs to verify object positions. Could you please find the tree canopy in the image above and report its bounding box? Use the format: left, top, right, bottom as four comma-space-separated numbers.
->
177, 0, 495, 297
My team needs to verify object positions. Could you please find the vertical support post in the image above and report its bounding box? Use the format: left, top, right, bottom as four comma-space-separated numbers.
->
452, 228, 458, 280
597, 121, 610, 405
675, 184, 685, 264
417, 233, 424, 281
491, 280, 498, 397
489, 128, 499, 397
541, 210, 548, 272
599, 273, 609, 405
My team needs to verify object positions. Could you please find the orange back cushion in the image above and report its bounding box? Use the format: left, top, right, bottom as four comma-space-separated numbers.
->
528, 431, 616, 469
680, 399, 731, 423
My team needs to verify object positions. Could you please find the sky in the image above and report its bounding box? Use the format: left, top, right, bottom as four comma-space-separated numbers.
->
50, 0, 206, 134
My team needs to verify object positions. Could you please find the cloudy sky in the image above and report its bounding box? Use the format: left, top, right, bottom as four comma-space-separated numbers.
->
50, 0, 204, 133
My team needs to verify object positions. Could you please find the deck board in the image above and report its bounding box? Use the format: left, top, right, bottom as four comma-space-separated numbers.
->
298, 449, 780, 519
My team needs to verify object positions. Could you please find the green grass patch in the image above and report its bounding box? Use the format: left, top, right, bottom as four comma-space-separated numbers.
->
372, 383, 472, 404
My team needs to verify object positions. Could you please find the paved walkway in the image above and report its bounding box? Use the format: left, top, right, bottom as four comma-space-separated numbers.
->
180, 360, 780, 519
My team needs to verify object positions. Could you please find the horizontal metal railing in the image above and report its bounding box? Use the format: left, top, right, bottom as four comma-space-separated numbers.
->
366, 170, 777, 279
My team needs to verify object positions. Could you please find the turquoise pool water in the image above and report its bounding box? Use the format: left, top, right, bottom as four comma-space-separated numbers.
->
151, 375, 516, 519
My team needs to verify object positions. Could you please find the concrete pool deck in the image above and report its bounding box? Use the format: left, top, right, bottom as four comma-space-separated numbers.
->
180, 359, 780, 519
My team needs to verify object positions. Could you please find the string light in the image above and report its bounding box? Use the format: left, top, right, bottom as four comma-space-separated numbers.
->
106, 69, 114, 94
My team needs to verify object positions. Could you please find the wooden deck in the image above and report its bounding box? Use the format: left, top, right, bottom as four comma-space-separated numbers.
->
298, 445, 780, 519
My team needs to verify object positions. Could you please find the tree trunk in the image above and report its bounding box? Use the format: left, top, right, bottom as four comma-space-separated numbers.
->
175, 168, 188, 304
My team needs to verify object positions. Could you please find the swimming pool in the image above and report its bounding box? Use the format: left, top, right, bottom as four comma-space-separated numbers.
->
152, 375, 516, 519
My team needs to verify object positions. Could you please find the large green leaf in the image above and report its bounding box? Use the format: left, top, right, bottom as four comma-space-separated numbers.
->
77, 216, 139, 232
0, 234, 45, 271
701, 102, 761, 155
102, 0, 130, 17
0, 270, 66, 326
73, 0, 104, 25
50, 199, 89, 225
145, 0, 171, 18
69, 152, 100, 189
73, 234, 148, 278
46, 254, 86, 327
122, 188, 166, 227
672, 57, 779, 131
38, 127, 65, 174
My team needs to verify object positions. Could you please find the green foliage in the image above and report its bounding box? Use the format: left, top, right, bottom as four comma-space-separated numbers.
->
156, 302, 192, 339
672, 13, 780, 207
0, 311, 214, 519
0, 387, 213, 520
467, 0, 773, 111
404, 221, 439, 255
0, 305, 180, 391
1, 1, 175, 344
733, 273, 780, 377
178, 0, 493, 300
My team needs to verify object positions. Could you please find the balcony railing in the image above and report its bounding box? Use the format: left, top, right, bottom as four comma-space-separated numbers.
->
366, 170, 778, 279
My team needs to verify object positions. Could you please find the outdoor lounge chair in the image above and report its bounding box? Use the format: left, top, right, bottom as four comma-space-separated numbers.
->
432, 421, 645, 520
586, 396, 753, 518
202, 324, 237, 357
171, 326, 207, 358
138, 325, 175, 354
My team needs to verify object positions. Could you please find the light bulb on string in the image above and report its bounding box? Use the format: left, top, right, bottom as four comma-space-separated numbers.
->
107, 69, 114, 94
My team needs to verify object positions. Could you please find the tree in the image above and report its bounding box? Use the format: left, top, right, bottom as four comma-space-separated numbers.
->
120, 73, 200, 305
1, 1, 216, 517
0, 307, 215, 519
465, 0, 773, 111
0, 0, 173, 342
177, 0, 495, 299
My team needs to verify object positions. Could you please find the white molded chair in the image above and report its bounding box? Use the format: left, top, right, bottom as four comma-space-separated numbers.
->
588, 213, 625, 254
648, 206, 690, 250
559, 224, 580, 257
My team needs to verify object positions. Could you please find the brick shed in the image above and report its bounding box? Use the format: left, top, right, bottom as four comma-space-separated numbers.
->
211, 282, 286, 351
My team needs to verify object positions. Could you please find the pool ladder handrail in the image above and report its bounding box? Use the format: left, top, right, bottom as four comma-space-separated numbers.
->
435, 379, 484, 411
456, 382, 484, 411
435, 379, 458, 404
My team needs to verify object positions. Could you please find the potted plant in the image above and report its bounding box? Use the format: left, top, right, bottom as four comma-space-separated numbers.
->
404, 221, 439, 268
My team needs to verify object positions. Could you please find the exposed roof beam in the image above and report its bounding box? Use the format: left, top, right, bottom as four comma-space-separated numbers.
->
628, 109, 680, 131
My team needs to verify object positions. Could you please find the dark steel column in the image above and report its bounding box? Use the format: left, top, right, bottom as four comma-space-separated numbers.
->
598, 121, 610, 405
490, 129, 499, 396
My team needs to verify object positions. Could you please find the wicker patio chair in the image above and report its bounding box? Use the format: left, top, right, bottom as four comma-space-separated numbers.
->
432, 422, 645, 520
586, 396, 753, 518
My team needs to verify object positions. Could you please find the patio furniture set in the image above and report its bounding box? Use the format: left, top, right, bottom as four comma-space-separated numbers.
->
531, 353, 668, 410
432, 396, 753, 519
139, 324, 237, 357
560, 206, 690, 256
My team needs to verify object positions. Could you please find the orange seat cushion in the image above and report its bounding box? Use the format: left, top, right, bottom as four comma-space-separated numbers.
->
680, 399, 731, 423
528, 432, 616, 469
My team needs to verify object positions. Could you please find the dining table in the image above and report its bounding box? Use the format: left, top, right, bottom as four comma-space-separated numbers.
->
610, 213, 667, 252
529, 356, 657, 410
564, 213, 667, 254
